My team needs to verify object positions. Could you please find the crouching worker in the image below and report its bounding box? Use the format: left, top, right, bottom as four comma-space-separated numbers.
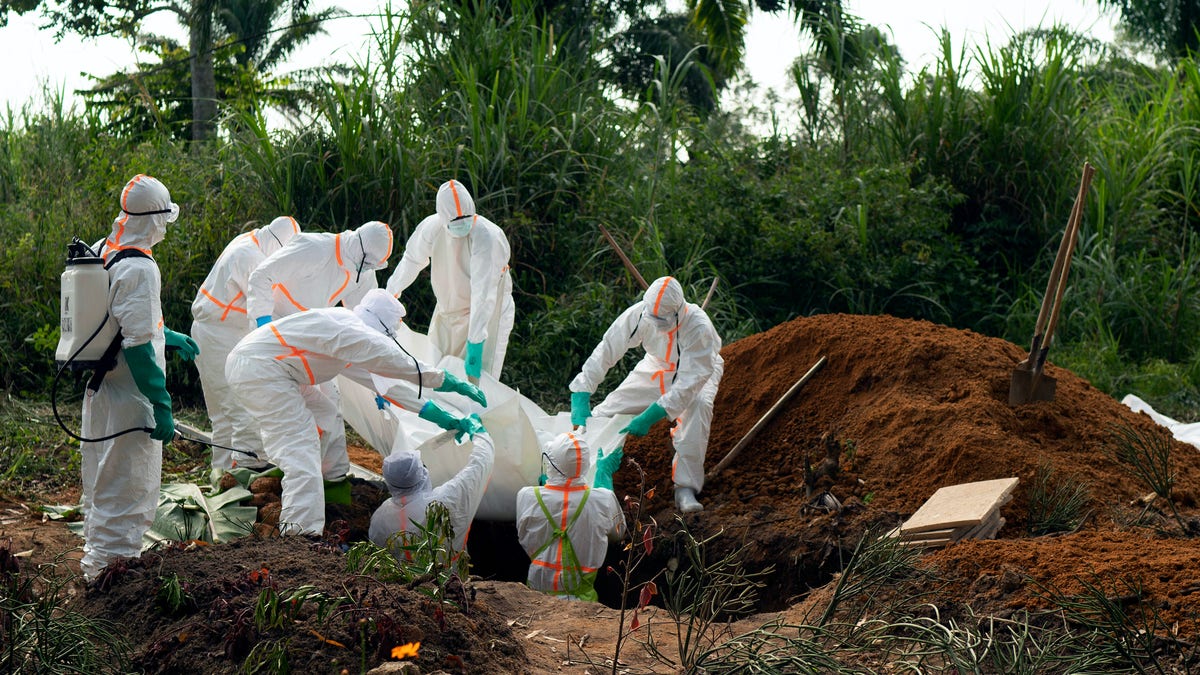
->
368, 424, 494, 557
515, 432, 626, 601
226, 289, 486, 536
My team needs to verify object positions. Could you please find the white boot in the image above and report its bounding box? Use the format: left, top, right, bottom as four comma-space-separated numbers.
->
675, 487, 703, 513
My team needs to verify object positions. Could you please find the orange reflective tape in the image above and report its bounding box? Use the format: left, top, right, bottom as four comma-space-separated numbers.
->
120, 174, 147, 212
334, 233, 343, 267
449, 180, 464, 217
652, 276, 674, 316
200, 288, 248, 321
328, 270, 351, 304
272, 283, 308, 312
531, 559, 598, 573
287, 216, 298, 234
381, 223, 394, 263
382, 395, 404, 409
269, 324, 315, 385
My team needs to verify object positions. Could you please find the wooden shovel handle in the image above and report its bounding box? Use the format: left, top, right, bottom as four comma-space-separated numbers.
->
1036, 162, 1096, 370
598, 223, 649, 290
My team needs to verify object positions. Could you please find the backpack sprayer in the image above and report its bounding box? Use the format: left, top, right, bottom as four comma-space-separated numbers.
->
51, 238, 260, 460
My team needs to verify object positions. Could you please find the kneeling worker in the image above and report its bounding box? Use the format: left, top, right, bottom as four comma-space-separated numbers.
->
515, 432, 625, 601
226, 289, 485, 536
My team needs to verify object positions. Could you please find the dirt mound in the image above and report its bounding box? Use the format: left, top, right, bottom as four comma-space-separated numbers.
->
618, 313, 1200, 624
67, 312, 1200, 670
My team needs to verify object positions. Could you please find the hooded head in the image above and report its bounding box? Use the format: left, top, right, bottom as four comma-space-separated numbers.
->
435, 180, 476, 238
642, 276, 685, 332
341, 220, 393, 280
258, 216, 300, 256
542, 431, 590, 487
382, 451, 432, 498
353, 288, 406, 337
109, 174, 179, 250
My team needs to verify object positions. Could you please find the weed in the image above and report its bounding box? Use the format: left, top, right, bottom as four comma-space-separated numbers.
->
244, 637, 291, 674
1027, 462, 1092, 535
155, 572, 195, 616
0, 543, 130, 673
1107, 423, 1188, 533
644, 517, 770, 671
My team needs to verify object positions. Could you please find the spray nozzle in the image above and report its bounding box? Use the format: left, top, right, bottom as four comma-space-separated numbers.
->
66, 238, 99, 261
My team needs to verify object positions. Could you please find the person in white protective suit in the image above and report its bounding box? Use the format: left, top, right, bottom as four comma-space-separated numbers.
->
245, 220, 394, 493
515, 432, 625, 602
568, 276, 723, 514
368, 427, 495, 556
190, 216, 301, 474
80, 174, 198, 581
384, 180, 515, 380
226, 289, 487, 536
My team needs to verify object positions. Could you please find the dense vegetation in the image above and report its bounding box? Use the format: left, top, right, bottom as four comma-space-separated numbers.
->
4, 1, 1200, 419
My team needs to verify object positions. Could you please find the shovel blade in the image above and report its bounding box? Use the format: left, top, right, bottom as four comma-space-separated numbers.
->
1009, 369, 1057, 405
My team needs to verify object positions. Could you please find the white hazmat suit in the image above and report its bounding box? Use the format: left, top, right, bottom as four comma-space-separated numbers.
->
368, 432, 495, 554
245, 220, 394, 481
385, 180, 514, 380
515, 432, 625, 602
190, 216, 300, 471
80, 174, 181, 581
569, 276, 723, 512
226, 290, 456, 536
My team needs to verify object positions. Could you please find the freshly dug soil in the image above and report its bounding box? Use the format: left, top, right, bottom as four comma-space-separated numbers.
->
70, 313, 1200, 672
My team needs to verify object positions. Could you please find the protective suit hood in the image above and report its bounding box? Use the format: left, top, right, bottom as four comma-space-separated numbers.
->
352, 288, 406, 336
341, 221, 394, 275
108, 174, 178, 251
382, 451, 432, 497
543, 432, 590, 487
642, 276, 685, 329
258, 216, 300, 256
436, 180, 476, 238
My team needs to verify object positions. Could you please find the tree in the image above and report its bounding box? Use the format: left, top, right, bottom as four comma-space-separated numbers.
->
1099, 0, 1200, 60
0, 0, 319, 141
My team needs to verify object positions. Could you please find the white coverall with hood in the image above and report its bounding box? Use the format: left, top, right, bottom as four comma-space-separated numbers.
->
245, 220, 394, 479
569, 276, 724, 509
190, 216, 301, 471
226, 290, 450, 536
384, 180, 514, 379
515, 432, 626, 602
80, 174, 181, 581
368, 432, 496, 554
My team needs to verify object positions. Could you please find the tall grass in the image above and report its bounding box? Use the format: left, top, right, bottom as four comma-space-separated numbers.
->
5, 5, 1200, 423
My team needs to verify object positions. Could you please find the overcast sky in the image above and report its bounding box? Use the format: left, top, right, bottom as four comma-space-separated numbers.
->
0, 0, 1116, 112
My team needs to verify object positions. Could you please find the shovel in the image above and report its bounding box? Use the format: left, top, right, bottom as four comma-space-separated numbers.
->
1009, 162, 1095, 405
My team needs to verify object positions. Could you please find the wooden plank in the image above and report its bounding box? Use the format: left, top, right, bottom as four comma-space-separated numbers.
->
900, 477, 1019, 534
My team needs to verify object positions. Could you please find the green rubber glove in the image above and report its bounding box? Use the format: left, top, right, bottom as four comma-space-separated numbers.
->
163, 327, 200, 361
537, 473, 547, 486
593, 446, 623, 491
436, 371, 488, 407
620, 402, 668, 437
419, 400, 462, 433
323, 478, 352, 505
455, 413, 486, 443
570, 391, 591, 427
124, 342, 175, 442
465, 340, 484, 379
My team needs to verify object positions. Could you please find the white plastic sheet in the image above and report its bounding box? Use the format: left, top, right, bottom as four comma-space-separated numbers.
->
339, 327, 634, 521
1122, 394, 1200, 450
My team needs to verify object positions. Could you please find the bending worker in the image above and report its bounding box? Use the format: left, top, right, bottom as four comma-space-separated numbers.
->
81, 174, 197, 581
190, 216, 301, 474
368, 426, 495, 556
568, 276, 723, 513
515, 432, 625, 601
385, 180, 514, 381
245, 219, 394, 495
226, 289, 486, 536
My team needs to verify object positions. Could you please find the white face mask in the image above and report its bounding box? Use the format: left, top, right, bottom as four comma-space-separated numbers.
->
447, 215, 473, 238
645, 310, 675, 332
